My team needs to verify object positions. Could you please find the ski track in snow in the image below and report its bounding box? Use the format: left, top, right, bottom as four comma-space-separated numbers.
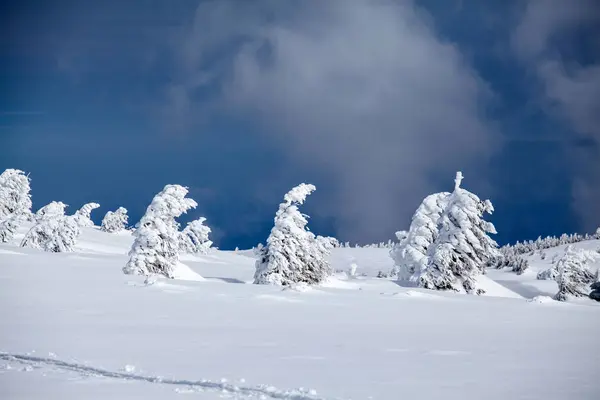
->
0, 352, 337, 400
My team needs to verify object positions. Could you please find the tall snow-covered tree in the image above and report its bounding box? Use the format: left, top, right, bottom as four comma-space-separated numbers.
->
254, 183, 331, 286
416, 172, 499, 294
179, 217, 213, 254
35, 201, 67, 221
20, 216, 80, 252
73, 202, 100, 227
0, 168, 32, 219
554, 246, 597, 301
389, 193, 450, 280
101, 207, 129, 233
124, 185, 197, 278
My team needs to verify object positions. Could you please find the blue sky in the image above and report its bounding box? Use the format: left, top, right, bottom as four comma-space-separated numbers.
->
1, 0, 599, 249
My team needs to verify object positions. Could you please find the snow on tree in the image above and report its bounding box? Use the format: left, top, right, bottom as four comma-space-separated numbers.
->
389, 193, 450, 280
554, 246, 597, 301
0, 215, 20, 243
316, 235, 340, 250
123, 185, 197, 278
35, 201, 67, 221
73, 202, 100, 227
20, 215, 80, 252
0, 168, 32, 220
416, 172, 499, 294
101, 207, 129, 233
179, 217, 213, 254
254, 183, 331, 286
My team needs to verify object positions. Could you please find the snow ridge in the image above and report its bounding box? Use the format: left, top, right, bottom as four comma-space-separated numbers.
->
0, 352, 336, 400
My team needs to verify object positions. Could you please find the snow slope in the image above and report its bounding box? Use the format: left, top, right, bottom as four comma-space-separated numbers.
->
1, 226, 599, 399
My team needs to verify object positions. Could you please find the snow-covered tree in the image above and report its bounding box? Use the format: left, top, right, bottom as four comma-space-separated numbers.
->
0, 168, 32, 220
20, 216, 80, 252
73, 202, 100, 227
554, 246, 597, 301
0, 215, 20, 243
35, 201, 67, 221
416, 172, 499, 294
316, 235, 340, 250
254, 183, 331, 286
101, 207, 128, 233
179, 217, 212, 254
390, 193, 450, 280
124, 185, 197, 278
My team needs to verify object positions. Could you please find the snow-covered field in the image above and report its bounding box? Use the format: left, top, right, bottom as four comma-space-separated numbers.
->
1, 225, 599, 399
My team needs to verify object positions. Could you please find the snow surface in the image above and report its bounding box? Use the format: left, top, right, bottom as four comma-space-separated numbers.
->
1, 224, 599, 399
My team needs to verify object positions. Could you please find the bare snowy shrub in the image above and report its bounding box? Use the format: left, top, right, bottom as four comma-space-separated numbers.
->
35, 201, 67, 221
179, 217, 212, 254
316, 235, 340, 250
20, 216, 80, 252
73, 202, 100, 227
416, 172, 499, 295
554, 246, 597, 301
0, 168, 32, 219
389, 193, 450, 280
101, 207, 128, 233
254, 183, 331, 286
124, 185, 197, 278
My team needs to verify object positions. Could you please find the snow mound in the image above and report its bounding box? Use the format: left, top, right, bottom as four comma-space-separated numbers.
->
527, 295, 556, 304
170, 262, 205, 282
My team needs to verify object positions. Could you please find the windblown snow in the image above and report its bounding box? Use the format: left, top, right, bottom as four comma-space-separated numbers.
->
1, 224, 599, 399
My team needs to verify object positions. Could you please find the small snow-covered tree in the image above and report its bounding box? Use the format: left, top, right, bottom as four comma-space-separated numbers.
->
254, 183, 331, 286
21, 216, 80, 252
390, 193, 450, 280
554, 246, 597, 301
73, 202, 100, 227
35, 201, 67, 221
179, 217, 213, 254
0, 168, 32, 219
316, 235, 340, 250
101, 207, 128, 233
124, 185, 197, 278
416, 172, 499, 294
0, 215, 20, 243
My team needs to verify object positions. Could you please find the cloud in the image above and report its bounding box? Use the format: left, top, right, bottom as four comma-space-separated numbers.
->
166, 0, 496, 242
512, 0, 600, 232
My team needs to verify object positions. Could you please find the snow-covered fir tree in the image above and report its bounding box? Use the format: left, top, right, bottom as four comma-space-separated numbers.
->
254, 183, 331, 286
100, 207, 129, 233
35, 201, 67, 221
554, 246, 597, 301
179, 217, 212, 254
416, 172, 499, 294
20, 215, 80, 252
0, 168, 32, 220
389, 193, 450, 280
123, 185, 197, 278
73, 202, 100, 227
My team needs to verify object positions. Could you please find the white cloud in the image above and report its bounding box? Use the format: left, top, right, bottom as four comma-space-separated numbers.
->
167, 0, 495, 241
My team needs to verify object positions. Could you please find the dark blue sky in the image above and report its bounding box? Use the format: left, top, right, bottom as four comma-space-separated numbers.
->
1, 0, 599, 249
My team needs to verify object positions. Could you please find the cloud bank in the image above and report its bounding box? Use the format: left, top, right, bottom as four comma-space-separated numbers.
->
165, 0, 495, 242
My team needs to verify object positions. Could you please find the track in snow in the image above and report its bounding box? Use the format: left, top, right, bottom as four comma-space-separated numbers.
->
0, 352, 335, 400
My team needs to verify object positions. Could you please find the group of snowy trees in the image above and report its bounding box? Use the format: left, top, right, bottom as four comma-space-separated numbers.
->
533, 246, 599, 301
501, 231, 600, 256
0, 168, 215, 258
390, 172, 499, 295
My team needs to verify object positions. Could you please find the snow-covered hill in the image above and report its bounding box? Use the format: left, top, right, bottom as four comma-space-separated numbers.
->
1, 225, 599, 399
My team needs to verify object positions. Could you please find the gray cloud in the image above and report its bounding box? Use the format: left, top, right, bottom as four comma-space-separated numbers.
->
167, 0, 495, 242
512, 0, 600, 232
